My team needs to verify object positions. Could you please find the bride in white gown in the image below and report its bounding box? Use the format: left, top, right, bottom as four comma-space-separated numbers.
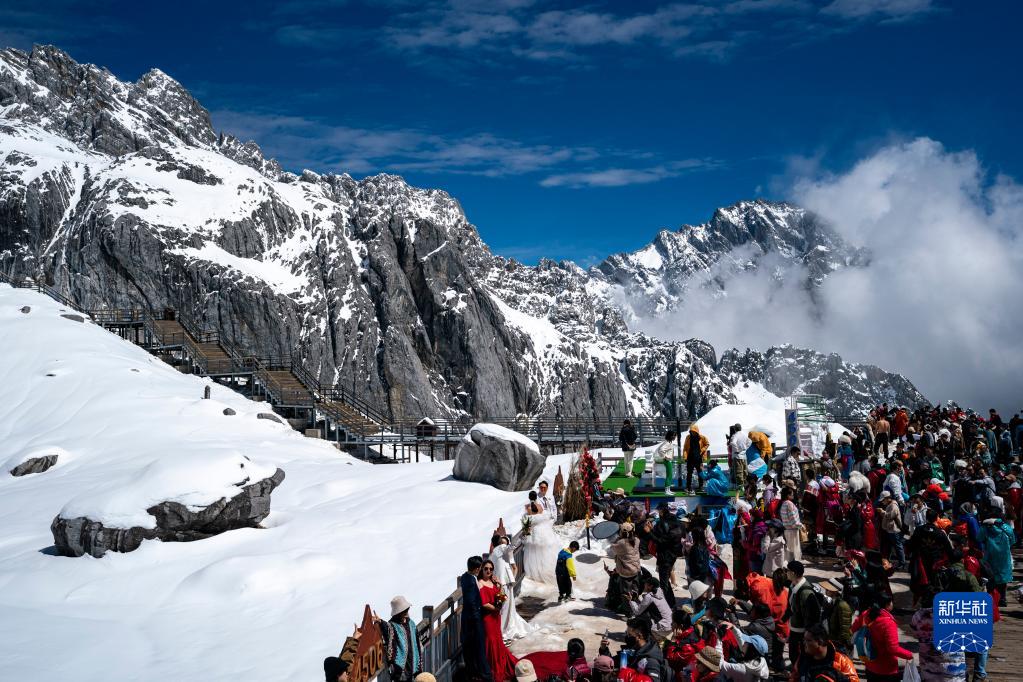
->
521, 491, 561, 584
489, 535, 535, 641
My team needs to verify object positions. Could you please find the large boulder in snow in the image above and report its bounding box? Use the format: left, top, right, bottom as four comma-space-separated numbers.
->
453, 424, 544, 492
7, 446, 67, 477
51, 466, 285, 558
10, 455, 59, 477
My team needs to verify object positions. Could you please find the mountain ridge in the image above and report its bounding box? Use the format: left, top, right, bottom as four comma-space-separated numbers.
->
0, 44, 928, 420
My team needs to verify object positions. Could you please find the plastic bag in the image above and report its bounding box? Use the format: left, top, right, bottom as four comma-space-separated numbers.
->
902, 659, 921, 682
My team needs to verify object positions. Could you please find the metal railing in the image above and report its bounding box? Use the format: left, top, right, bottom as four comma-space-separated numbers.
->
411, 525, 527, 682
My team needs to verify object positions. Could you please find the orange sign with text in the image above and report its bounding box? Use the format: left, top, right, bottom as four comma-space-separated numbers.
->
349, 605, 386, 682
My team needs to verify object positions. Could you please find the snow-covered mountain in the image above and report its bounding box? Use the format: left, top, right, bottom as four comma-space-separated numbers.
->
0, 45, 927, 420
594, 199, 870, 319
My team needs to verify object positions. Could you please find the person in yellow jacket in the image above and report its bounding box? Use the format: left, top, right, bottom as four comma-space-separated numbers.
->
682, 425, 710, 492
746, 429, 773, 479
748, 430, 773, 459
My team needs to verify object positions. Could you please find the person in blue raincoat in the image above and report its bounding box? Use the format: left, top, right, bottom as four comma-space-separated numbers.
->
980, 513, 1015, 606
703, 460, 730, 498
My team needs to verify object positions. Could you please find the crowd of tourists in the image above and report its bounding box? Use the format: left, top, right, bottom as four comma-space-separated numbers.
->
325, 403, 1021, 682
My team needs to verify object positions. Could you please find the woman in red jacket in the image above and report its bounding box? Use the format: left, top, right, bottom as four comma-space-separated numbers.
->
851, 594, 913, 682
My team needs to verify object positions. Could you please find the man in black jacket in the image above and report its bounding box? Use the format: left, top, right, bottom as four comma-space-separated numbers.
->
642, 502, 683, 608
599, 618, 666, 682
459, 556, 493, 682
620, 419, 639, 478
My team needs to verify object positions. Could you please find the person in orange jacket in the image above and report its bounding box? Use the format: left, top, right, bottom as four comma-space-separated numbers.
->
682, 425, 710, 492
789, 624, 859, 682
893, 409, 909, 440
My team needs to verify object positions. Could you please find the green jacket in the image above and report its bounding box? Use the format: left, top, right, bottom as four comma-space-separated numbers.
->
787, 580, 822, 633
829, 599, 853, 648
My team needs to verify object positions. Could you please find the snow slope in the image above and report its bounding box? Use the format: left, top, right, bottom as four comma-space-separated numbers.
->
0, 284, 566, 681
693, 382, 850, 456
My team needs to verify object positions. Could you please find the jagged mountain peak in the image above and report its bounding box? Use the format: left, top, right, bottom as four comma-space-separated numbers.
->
0, 46, 928, 420
1, 44, 217, 156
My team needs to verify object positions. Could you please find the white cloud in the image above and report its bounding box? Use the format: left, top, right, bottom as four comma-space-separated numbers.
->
212, 109, 599, 177
540, 159, 718, 188
820, 0, 935, 20
633, 138, 1023, 413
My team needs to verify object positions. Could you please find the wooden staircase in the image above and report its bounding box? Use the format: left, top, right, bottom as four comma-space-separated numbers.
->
318, 399, 382, 437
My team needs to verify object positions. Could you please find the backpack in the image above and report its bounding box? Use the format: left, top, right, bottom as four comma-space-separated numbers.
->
933, 564, 975, 594
688, 543, 710, 580
809, 582, 837, 625
853, 624, 877, 661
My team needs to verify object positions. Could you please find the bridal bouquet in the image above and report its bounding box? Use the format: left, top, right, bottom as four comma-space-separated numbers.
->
520, 515, 532, 536
494, 587, 508, 607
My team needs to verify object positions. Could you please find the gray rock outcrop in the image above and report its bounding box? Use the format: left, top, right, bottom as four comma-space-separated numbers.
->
51, 467, 285, 557
0, 45, 929, 422
10, 454, 58, 476
453, 425, 544, 491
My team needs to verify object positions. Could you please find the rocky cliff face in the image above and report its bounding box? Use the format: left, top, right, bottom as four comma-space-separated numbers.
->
0, 45, 928, 420
594, 200, 871, 319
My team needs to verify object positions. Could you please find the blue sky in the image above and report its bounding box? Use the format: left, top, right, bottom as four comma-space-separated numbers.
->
3, 0, 1020, 265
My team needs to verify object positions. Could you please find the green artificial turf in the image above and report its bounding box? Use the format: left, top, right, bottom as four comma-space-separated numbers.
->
603, 456, 740, 498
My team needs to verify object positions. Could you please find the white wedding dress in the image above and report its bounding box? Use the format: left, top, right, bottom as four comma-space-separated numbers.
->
489, 543, 535, 640
522, 510, 560, 585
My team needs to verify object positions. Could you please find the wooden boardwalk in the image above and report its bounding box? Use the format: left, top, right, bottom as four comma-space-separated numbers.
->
974, 545, 1023, 679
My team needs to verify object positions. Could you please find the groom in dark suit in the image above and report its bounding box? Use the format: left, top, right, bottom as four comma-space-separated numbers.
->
459, 556, 493, 682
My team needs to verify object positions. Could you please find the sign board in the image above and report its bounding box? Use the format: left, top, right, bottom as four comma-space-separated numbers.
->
933, 591, 994, 653
349, 605, 387, 682
785, 409, 800, 450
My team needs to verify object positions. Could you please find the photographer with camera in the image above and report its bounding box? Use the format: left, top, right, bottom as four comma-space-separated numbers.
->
626, 575, 673, 633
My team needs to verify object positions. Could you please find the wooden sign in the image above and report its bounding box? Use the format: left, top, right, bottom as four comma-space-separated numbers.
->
553, 466, 565, 503
349, 605, 386, 682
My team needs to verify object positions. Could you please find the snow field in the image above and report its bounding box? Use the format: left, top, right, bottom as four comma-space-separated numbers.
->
0, 284, 570, 681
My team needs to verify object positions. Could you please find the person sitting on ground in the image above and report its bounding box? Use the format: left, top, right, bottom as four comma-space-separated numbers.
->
521, 637, 591, 682
663, 609, 705, 677
742, 569, 790, 671
604, 488, 633, 523
718, 624, 770, 682
692, 646, 725, 682
591, 656, 616, 682
703, 459, 731, 498
515, 659, 538, 682
605, 522, 644, 614
323, 657, 350, 682
788, 623, 860, 682
627, 576, 673, 633
565, 638, 592, 680
599, 618, 666, 682
683, 579, 713, 622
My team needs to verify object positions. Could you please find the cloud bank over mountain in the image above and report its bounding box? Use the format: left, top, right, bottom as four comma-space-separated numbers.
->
635, 138, 1022, 412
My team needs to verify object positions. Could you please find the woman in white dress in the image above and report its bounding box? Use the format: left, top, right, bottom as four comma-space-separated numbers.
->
489, 534, 535, 641
522, 491, 560, 584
